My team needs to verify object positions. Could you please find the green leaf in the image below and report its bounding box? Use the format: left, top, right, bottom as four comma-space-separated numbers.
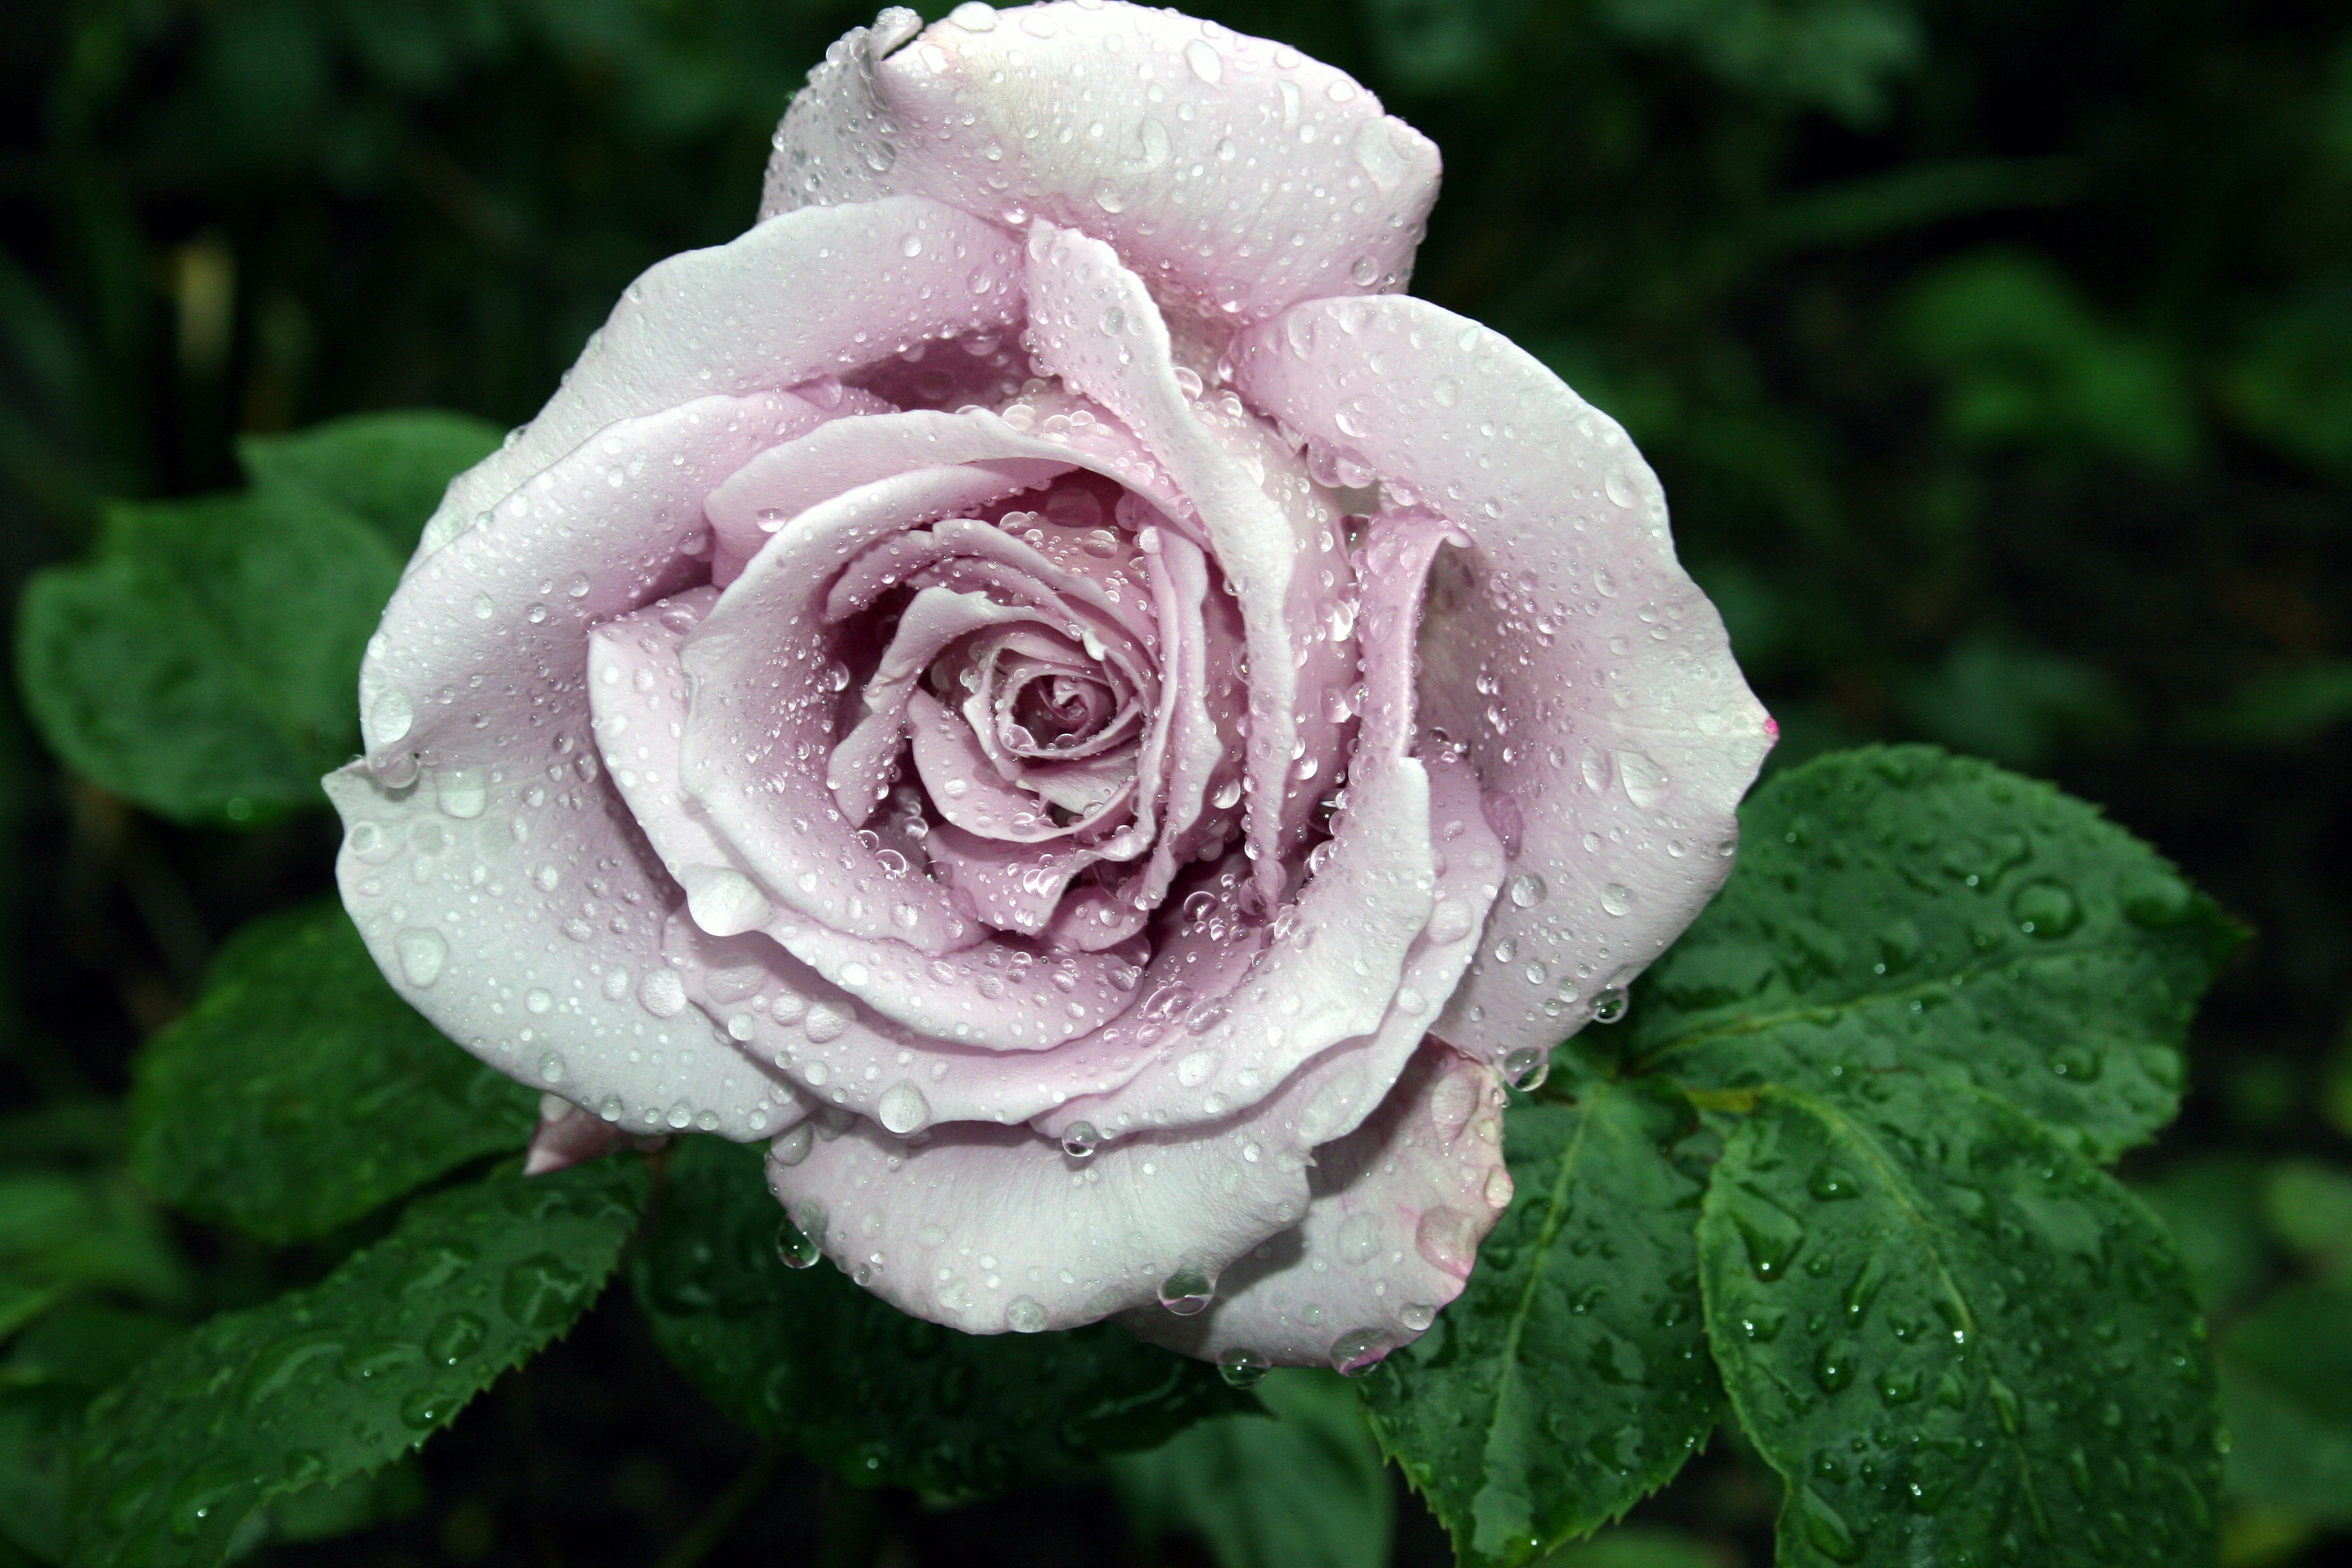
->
0, 1305, 183, 1562
1697, 1077, 2220, 1566
16, 489, 398, 824
1627, 745, 2240, 1161
0, 1171, 188, 1313
1109, 1369, 1393, 1568
66, 1159, 647, 1568
631, 1137, 1252, 1500
1359, 1079, 1720, 1568
1544, 1527, 1728, 1568
129, 901, 538, 1244
237, 411, 503, 555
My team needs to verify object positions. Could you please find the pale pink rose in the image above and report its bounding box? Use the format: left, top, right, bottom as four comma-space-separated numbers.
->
327, 0, 1771, 1373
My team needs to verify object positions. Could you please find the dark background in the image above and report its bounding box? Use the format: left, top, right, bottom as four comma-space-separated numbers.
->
2, 1, 2348, 1564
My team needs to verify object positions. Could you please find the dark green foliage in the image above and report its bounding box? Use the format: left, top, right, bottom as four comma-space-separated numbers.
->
1109, 1370, 1394, 1568
236, 413, 503, 555
1699, 1079, 2218, 1566
128, 901, 539, 1244
1627, 746, 2243, 1160
13, 410, 501, 826
65, 1159, 647, 1568
1361, 1080, 1721, 1567
630, 1137, 1253, 1500
15, 488, 397, 824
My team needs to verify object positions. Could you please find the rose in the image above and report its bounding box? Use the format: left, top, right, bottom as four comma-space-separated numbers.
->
327, 0, 1771, 1376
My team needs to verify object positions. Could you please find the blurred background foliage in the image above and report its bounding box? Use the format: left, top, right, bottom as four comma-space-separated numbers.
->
1, 0, 2348, 1564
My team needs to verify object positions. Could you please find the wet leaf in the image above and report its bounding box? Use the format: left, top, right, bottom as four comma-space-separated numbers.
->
130, 901, 538, 1244
632, 1137, 1250, 1500
1629, 745, 2241, 1160
1699, 1077, 2219, 1566
1361, 1080, 1720, 1567
66, 1160, 645, 1568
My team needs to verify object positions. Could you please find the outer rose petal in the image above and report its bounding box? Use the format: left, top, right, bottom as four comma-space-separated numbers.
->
418, 197, 1023, 563
1124, 1041, 1509, 1370
763, 2, 1440, 325
332, 394, 823, 1141
1229, 296, 1775, 1068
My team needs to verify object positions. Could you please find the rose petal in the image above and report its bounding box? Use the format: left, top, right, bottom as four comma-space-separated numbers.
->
419, 197, 1024, 563
1027, 512, 1500, 1143
828, 586, 1042, 823
760, 977, 1423, 1337
331, 396, 828, 1141
705, 403, 1175, 586
1122, 1040, 1506, 1370
1229, 295, 1775, 1067
909, 690, 1134, 844
594, 598, 1144, 1051
762, 2, 1440, 325
1023, 223, 1354, 903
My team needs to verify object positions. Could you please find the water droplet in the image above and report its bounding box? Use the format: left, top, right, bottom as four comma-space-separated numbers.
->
1603, 466, 1638, 509
396, 927, 448, 988
1351, 119, 1409, 192
1808, 1161, 1862, 1200
437, 766, 488, 818
1158, 1267, 1214, 1315
1599, 884, 1634, 917
1590, 985, 1630, 1024
1183, 37, 1222, 82
1399, 1301, 1436, 1331
771, 1122, 814, 1167
1431, 377, 1459, 408
947, 1, 997, 30
1217, 1348, 1269, 1388
877, 1082, 930, 1135
1733, 1200, 1805, 1282
1330, 1327, 1390, 1376
2010, 878, 2081, 938
1061, 1121, 1100, 1159
638, 969, 687, 1018
774, 1219, 822, 1270
680, 865, 772, 938
400, 1387, 456, 1430
1005, 1296, 1048, 1333
1336, 1210, 1383, 1265
501, 1254, 590, 1331
1618, 751, 1670, 809
425, 1312, 487, 1366
1504, 1047, 1550, 1092
1506, 872, 1547, 908
371, 688, 414, 743
1483, 1166, 1515, 1207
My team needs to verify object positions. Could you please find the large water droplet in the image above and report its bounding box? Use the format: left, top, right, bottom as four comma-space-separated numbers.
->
1158, 1267, 1215, 1315
436, 766, 488, 819
1504, 1047, 1550, 1092
396, 927, 448, 988
371, 688, 414, 744
1336, 1210, 1383, 1265
1506, 872, 1547, 908
774, 1219, 822, 1270
680, 865, 772, 938
1005, 1296, 1048, 1333
501, 1254, 590, 1332
1217, 1348, 1269, 1388
947, 1, 997, 30
877, 1082, 930, 1135
1330, 1327, 1391, 1376
1061, 1121, 1101, 1159
1183, 37, 1223, 82
425, 1312, 487, 1367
